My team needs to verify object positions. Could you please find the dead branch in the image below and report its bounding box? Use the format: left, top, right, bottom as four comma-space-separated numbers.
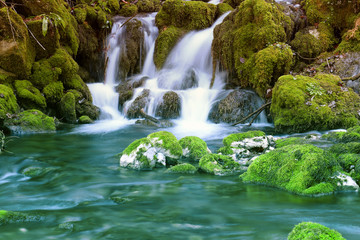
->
140, 109, 160, 123
231, 101, 271, 126
341, 72, 360, 81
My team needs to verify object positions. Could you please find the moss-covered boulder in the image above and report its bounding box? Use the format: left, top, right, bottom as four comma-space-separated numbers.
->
240, 144, 358, 195
154, 26, 185, 69
0, 84, 19, 120
218, 131, 275, 166
216, 3, 233, 19
275, 137, 312, 148
5, 109, 56, 133
14, 80, 46, 110
271, 74, 360, 133
179, 136, 211, 162
212, 0, 292, 89
223, 0, 244, 8
0, 210, 41, 225
155, 91, 181, 119
120, 131, 182, 170
290, 24, 335, 60
118, 3, 138, 17
0, 7, 35, 79
199, 153, 243, 176
0, 69, 16, 87
322, 126, 360, 143
166, 163, 198, 174
136, 0, 161, 12
288, 222, 345, 240
59, 92, 76, 123
78, 115, 93, 124
42, 81, 64, 105
155, 0, 217, 31
337, 17, 360, 53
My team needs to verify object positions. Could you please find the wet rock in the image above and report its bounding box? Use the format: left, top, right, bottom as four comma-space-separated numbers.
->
78, 115, 93, 124
0, 84, 19, 120
120, 131, 182, 170
135, 119, 174, 128
166, 163, 198, 174
126, 89, 150, 119
209, 89, 263, 124
199, 153, 244, 176
116, 76, 147, 107
288, 222, 345, 240
14, 80, 46, 111
155, 91, 181, 119
179, 136, 211, 162
59, 92, 77, 123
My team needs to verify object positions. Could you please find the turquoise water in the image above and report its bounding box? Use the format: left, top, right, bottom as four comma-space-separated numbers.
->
1, 124, 360, 239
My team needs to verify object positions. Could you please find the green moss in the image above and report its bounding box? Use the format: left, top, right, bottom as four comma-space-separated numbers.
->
0, 84, 19, 119
21, 166, 54, 177
148, 131, 182, 157
166, 163, 197, 174
136, 0, 161, 12
0, 7, 35, 79
14, 80, 46, 110
223, 0, 244, 8
0, 210, 41, 225
78, 115, 93, 124
118, 4, 138, 17
122, 137, 150, 156
0, 69, 16, 87
155, 0, 217, 31
199, 153, 241, 176
242, 43, 293, 96
275, 137, 309, 148
42, 81, 64, 105
63, 74, 92, 101
154, 26, 185, 69
6, 109, 56, 132
241, 144, 339, 195
288, 222, 345, 240
74, 7, 87, 23
223, 131, 265, 146
216, 3, 233, 18
212, 0, 291, 87
217, 146, 234, 155
270, 74, 360, 133
48, 48, 79, 81
30, 60, 62, 89
328, 142, 360, 155
179, 136, 210, 161
337, 153, 360, 172
59, 92, 76, 123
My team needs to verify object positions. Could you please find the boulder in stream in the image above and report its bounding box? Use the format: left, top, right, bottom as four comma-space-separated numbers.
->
126, 89, 150, 119
288, 222, 345, 240
155, 91, 181, 119
179, 136, 211, 162
199, 153, 244, 176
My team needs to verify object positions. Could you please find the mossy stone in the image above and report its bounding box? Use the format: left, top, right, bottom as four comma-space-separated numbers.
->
288, 222, 345, 240
148, 131, 182, 157
14, 80, 46, 110
166, 163, 197, 174
78, 115, 93, 124
30, 60, 62, 89
0, 84, 19, 119
271, 74, 360, 133
42, 81, 64, 105
275, 137, 309, 148
179, 136, 210, 161
223, 0, 244, 8
0, 69, 16, 87
136, 0, 161, 12
59, 92, 76, 123
328, 142, 360, 155
5, 109, 56, 132
118, 4, 138, 17
216, 3, 233, 18
74, 7, 87, 23
199, 153, 242, 176
223, 131, 265, 146
241, 144, 338, 195
63, 74, 92, 101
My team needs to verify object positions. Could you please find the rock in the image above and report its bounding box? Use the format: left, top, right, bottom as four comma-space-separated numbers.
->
42, 82, 64, 106
126, 89, 150, 119
216, 3, 233, 19
120, 131, 182, 170
135, 119, 174, 128
275, 137, 311, 148
288, 222, 345, 240
0, 84, 19, 120
271, 74, 360, 133
21, 166, 55, 178
59, 92, 76, 123
116, 76, 147, 107
14, 80, 46, 111
218, 131, 275, 166
4, 109, 56, 133
136, 0, 161, 13
241, 144, 340, 195
155, 91, 181, 119
78, 115, 93, 124
209, 89, 263, 124
179, 136, 211, 162
199, 153, 243, 176
118, 3, 138, 17
322, 126, 360, 143
166, 163, 198, 174
333, 172, 359, 191
0, 210, 41, 225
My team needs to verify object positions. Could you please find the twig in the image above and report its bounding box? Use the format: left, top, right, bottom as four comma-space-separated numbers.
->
118, 12, 138, 29
26, 26, 46, 50
342, 72, 360, 81
247, 108, 262, 127
140, 109, 159, 123
232, 101, 271, 126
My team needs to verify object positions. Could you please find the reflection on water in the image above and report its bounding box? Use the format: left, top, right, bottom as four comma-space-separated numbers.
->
0, 126, 359, 240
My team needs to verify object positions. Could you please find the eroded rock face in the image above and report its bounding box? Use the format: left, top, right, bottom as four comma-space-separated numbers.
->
155, 91, 181, 119
209, 89, 263, 124
116, 76, 147, 107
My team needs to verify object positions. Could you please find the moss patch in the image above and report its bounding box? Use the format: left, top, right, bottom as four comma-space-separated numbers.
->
0, 84, 19, 119
42, 81, 64, 105
288, 222, 345, 240
199, 153, 242, 176
270, 74, 360, 133
136, 0, 161, 12
14, 80, 46, 110
223, 131, 265, 146
78, 115, 93, 124
166, 163, 197, 174
179, 136, 210, 161
241, 144, 339, 195
59, 92, 76, 123
5, 109, 56, 132
0, 210, 41, 225
148, 131, 182, 157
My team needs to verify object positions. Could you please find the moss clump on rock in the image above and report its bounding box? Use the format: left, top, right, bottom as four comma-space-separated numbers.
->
30, 60, 62, 89
275, 137, 310, 148
337, 17, 360, 53
0, 84, 19, 119
288, 222, 345, 240
199, 153, 242, 176
270, 74, 360, 133
223, 131, 266, 146
179, 136, 210, 162
240, 144, 340, 195
5, 109, 56, 133
322, 127, 360, 143
155, 91, 181, 119
78, 115, 93, 124
42, 81, 64, 105
59, 92, 76, 123
154, 26, 185, 69
212, 0, 292, 88
136, 0, 161, 12
155, 0, 217, 31
216, 3, 233, 18
0, 7, 35, 79
166, 163, 197, 174
120, 131, 182, 170
118, 3, 138, 17
14, 80, 46, 110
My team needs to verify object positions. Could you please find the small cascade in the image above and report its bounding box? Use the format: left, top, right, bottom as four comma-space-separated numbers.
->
140, 13, 158, 78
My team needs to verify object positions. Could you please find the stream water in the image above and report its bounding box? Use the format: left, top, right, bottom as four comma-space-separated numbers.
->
1, 126, 360, 239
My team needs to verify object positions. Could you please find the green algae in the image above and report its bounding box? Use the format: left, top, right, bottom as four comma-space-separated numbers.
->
223, 131, 265, 146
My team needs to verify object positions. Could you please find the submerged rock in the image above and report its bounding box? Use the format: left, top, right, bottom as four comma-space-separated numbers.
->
218, 131, 275, 166
288, 222, 345, 240
271, 74, 360, 133
166, 163, 198, 174
120, 131, 182, 170
199, 153, 243, 176
179, 136, 211, 162
155, 91, 181, 119
135, 119, 174, 128
0, 210, 41, 225
78, 115, 93, 124
240, 144, 356, 195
